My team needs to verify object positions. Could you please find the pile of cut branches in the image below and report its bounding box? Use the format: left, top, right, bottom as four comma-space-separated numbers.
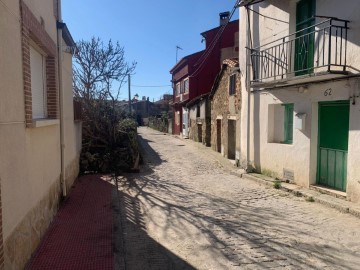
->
73, 37, 138, 174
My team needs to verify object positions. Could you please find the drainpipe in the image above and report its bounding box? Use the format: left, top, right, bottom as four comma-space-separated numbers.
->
57, 0, 66, 197
245, 7, 252, 172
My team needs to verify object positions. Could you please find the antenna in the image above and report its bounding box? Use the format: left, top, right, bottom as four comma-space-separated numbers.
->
176, 45, 183, 63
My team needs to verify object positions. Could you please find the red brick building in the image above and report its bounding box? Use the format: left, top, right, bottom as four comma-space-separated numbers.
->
170, 13, 239, 137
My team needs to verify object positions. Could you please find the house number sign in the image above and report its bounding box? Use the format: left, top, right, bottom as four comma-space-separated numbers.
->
324, 88, 332, 96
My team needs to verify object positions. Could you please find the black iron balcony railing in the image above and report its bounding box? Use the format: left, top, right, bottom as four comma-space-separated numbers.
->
250, 18, 349, 85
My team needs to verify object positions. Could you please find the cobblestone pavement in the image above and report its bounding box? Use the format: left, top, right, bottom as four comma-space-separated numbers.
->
115, 127, 360, 270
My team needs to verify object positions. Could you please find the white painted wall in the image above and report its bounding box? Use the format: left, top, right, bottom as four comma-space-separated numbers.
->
249, 79, 360, 197
189, 106, 196, 120
62, 39, 82, 167
189, 100, 206, 120
240, 0, 360, 202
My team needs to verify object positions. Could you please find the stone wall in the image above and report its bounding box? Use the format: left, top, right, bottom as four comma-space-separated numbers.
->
188, 100, 211, 146
4, 179, 61, 269
210, 66, 241, 159
189, 119, 207, 144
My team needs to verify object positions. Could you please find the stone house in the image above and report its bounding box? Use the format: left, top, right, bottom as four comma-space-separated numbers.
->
187, 94, 211, 146
239, 0, 360, 203
210, 59, 241, 161
0, 0, 81, 268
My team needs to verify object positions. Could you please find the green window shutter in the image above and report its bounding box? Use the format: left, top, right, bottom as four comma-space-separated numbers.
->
283, 104, 294, 144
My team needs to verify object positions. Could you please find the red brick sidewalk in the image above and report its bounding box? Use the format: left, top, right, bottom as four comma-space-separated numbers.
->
26, 175, 114, 270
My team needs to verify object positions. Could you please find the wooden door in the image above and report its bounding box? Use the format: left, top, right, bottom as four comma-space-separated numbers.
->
295, 0, 316, 75
198, 124, 203, 143
228, 120, 236, 160
216, 119, 221, 153
317, 101, 349, 191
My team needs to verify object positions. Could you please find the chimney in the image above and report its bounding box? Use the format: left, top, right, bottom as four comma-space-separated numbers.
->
219, 11, 230, 26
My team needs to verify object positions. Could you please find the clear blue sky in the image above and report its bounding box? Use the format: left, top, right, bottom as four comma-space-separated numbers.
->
62, 0, 239, 102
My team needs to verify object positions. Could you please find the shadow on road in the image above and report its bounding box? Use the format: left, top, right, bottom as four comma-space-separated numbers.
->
113, 184, 196, 270
113, 129, 359, 269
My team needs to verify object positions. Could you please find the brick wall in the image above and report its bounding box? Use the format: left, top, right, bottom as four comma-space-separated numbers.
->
20, 1, 58, 127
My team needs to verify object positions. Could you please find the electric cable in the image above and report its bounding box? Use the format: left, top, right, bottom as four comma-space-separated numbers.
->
131, 85, 172, 88
247, 7, 289, 24
189, 0, 240, 78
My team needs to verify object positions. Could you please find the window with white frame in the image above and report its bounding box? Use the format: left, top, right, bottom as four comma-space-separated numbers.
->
176, 82, 181, 96
183, 78, 189, 93
30, 45, 47, 119
229, 74, 236, 95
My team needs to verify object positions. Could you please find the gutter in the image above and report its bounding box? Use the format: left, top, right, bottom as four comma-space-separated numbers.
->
245, 7, 252, 172
56, 0, 66, 197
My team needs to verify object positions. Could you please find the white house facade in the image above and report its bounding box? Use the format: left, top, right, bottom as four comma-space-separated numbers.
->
239, 0, 360, 202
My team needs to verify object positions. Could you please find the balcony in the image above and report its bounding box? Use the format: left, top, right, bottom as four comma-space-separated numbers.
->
250, 18, 349, 88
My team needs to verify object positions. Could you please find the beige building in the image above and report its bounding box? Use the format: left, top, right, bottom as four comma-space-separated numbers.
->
239, 0, 360, 203
0, 0, 81, 268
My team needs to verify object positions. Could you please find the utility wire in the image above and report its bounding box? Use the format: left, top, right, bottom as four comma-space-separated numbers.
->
247, 7, 289, 24
131, 85, 172, 88
189, 0, 240, 78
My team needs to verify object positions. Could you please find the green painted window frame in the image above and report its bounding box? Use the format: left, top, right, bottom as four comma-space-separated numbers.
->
282, 103, 294, 144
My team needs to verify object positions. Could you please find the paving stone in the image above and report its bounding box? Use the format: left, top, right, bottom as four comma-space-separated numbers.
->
114, 127, 360, 270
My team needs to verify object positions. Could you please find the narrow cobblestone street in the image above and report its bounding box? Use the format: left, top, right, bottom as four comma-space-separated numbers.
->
115, 127, 360, 270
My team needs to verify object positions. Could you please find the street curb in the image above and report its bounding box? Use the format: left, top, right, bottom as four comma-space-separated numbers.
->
169, 131, 360, 220
241, 173, 360, 218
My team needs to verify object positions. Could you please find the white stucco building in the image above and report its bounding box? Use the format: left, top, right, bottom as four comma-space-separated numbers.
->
0, 0, 81, 268
239, 0, 360, 203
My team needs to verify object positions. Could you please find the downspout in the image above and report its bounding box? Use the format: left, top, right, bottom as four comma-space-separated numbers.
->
57, 0, 66, 197
246, 6, 252, 172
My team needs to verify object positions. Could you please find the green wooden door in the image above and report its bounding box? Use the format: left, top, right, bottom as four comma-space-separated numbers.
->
317, 101, 350, 191
295, 0, 315, 75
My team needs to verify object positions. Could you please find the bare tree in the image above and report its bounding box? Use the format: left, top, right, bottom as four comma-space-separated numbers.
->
73, 37, 136, 101
73, 37, 138, 173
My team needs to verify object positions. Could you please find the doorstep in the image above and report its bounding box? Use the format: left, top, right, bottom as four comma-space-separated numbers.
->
242, 173, 360, 219
310, 185, 347, 200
